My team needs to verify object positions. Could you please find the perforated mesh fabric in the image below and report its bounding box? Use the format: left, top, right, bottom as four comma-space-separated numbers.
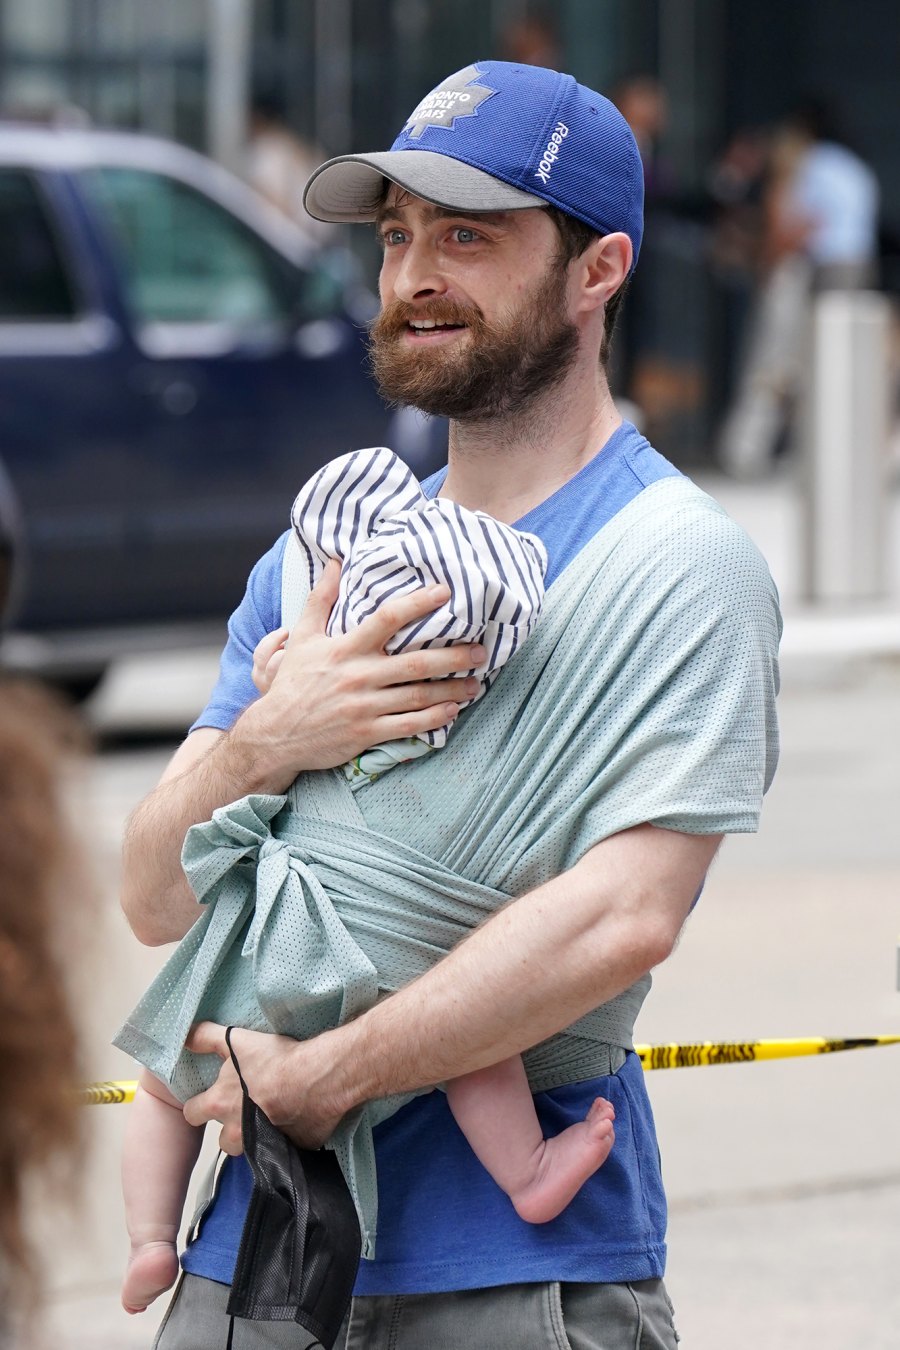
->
364, 492, 773, 861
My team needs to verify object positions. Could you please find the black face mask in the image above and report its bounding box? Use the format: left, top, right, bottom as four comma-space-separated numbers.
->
224, 1028, 362, 1350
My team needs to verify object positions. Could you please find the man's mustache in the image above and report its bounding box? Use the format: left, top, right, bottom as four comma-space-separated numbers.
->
371, 299, 487, 339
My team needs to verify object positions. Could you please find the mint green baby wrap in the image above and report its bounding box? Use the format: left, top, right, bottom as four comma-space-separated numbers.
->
115, 477, 780, 1257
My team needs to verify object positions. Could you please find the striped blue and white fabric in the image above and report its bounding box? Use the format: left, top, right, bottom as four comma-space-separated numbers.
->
290, 448, 548, 763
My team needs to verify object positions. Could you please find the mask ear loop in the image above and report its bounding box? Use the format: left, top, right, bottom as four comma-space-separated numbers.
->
224, 1024, 247, 1090
223, 1027, 243, 1350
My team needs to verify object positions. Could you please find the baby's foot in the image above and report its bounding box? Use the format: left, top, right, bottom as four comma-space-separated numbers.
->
121, 1240, 179, 1314
511, 1097, 616, 1224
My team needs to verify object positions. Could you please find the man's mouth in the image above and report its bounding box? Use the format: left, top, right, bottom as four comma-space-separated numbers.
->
406, 318, 468, 339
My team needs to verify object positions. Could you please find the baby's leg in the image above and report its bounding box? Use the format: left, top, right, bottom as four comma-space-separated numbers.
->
121, 1068, 204, 1314
445, 1055, 615, 1224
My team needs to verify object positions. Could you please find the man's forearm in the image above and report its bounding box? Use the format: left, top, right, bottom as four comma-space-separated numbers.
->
121, 713, 296, 945
273, 826, 720, 1133
334, 857, 661, 1100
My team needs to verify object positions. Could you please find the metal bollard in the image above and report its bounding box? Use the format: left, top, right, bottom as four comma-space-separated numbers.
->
800, 290, 891, 603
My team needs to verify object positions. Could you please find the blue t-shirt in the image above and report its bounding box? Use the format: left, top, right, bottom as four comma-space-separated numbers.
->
182, 421, 681, 1294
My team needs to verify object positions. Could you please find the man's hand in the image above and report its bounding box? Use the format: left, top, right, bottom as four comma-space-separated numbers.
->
237, 559, 485, 784
183, 1022, 348, 1153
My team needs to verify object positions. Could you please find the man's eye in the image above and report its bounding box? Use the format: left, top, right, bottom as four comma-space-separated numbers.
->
381, 229, 407, 247
453, 228, 479, 244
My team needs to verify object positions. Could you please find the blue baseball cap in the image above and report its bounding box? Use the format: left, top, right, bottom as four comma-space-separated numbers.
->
303, 61, 644, 269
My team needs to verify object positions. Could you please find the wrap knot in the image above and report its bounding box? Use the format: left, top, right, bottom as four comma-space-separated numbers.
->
181, 793, 288, 904
258, 835, 289, 865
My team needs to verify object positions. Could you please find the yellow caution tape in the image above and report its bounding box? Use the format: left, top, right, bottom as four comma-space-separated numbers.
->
80, 1080, 138, 1105
634, 1035, 900, 1071
81, 1036, 900, 1103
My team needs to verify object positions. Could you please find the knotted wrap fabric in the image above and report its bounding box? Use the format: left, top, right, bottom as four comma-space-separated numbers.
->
117, 793, 526, 1257
290, 447, 548, 754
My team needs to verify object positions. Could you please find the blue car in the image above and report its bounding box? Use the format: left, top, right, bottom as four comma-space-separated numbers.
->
0, 125, 443, 690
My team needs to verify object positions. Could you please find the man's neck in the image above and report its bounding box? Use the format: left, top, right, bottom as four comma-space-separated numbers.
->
437, 363, 622, 523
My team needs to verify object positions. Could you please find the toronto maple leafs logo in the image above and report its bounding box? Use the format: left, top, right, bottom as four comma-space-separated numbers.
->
404, 65, 496, 141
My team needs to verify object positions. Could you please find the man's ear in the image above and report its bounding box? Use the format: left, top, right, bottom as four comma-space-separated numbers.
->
574, 232, 632, 315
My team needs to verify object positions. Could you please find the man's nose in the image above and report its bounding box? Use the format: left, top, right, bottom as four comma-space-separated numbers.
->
390, 240, 449, 304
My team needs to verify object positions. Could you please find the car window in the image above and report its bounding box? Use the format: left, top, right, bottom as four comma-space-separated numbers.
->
82, 166, 297, 324
0, 169, 78, 320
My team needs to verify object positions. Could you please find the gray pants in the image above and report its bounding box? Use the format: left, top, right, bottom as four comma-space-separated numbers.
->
153, 1272, 680, 1349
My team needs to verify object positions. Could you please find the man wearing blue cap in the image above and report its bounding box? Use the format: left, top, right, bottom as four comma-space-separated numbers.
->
125, 62, 779, 1348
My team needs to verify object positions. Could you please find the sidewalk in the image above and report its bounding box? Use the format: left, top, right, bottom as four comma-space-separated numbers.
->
641, 864, 900, 1350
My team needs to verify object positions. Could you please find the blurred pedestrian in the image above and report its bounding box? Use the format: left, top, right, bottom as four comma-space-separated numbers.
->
244, 94, 335, 247
781, 98, 879, 290
608, 76, 695, 436
706, 126, 771, 420
609, 76, 673, 207
498, 14, 562, 70
0, 679, 87, 1347
718, 99, 880, 478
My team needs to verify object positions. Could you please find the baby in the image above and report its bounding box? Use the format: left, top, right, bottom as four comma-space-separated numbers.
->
120, 449, 616, 1315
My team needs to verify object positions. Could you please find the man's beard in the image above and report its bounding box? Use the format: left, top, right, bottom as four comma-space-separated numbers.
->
368, 264, 579, 422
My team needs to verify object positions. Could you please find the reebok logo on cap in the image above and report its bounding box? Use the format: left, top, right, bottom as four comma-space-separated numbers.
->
534, 123, 569, 184
404, 65, 496, 140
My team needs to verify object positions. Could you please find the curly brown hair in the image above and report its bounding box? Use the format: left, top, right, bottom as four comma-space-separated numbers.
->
0, 679, 87, 1331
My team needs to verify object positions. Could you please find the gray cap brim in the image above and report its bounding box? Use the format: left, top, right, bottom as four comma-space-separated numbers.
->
303, 150, 546, 223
